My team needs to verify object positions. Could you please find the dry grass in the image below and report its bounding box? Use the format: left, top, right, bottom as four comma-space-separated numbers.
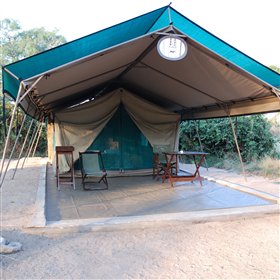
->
245, 157, 280, 178
210, 154, 280, 179
258, 157, 280, 178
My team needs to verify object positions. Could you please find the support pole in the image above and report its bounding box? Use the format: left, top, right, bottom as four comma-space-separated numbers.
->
32, 121, 44, 157
21, 121, 41, 169
0, 114, 27, 187
2, 92, 7, 137
12, 119, 34, 179
228, 114, 247, 181
0, 75, 44, 182
18, 75, 44, 103
0, 83, 23, 182
195, 120, 208, 170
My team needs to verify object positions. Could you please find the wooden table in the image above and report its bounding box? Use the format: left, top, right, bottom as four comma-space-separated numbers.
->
163, 151, 208, 187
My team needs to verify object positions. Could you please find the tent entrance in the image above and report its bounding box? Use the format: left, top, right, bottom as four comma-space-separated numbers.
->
88, 105, 153, 171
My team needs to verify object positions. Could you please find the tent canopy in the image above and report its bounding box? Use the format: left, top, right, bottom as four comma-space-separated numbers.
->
2, 5, 280, 120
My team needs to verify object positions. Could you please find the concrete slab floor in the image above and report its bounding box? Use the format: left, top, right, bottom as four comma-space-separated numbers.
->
46, 164, 273, 222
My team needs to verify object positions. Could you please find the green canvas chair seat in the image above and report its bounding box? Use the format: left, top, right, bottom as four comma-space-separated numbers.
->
79, 150, 108, 190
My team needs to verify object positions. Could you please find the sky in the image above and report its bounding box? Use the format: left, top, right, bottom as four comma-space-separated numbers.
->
1, 0, 280, 67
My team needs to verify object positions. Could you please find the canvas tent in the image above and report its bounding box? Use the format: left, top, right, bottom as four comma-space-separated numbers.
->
1, 5, 280, 175
53, 89, 180, 172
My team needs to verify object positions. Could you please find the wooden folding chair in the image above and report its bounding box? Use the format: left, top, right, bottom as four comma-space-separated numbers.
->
152, 144, 176, 180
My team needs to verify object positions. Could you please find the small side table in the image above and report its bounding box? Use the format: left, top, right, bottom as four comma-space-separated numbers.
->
56, 146, 75, 190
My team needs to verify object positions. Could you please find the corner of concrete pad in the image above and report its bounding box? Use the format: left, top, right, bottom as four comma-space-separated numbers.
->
28, 160, 48, 228
203, 175, 280, 205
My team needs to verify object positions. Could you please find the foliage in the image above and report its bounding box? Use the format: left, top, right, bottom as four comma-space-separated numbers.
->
179, 115, 277, 164
0, 18, 66, 65
269, 65, 280, 74
0, 18, 66, 156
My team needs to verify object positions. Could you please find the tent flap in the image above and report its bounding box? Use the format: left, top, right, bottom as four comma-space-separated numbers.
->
54, 89, 180, 173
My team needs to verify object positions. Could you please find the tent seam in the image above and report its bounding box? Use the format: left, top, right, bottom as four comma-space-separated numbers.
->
145, 5, 169, 34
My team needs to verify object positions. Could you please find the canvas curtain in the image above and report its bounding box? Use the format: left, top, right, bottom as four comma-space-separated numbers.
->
54, 89, 180, 173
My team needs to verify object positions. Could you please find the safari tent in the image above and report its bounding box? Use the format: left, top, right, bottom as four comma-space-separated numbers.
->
1, 5, 280, 177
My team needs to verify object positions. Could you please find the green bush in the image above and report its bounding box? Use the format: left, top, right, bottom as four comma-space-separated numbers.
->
180, 115, 277, 163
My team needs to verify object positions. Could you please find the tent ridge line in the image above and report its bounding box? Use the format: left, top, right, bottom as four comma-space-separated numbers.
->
140, 61, 225, 104
172, 26, 279, 93
145, 5, 170, 34
116, 37, 160, 80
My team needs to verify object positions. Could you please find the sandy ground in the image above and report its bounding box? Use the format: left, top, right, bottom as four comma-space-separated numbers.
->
1, 215, 279, 279
0, 158, 279, 279
0, 158, 46, 228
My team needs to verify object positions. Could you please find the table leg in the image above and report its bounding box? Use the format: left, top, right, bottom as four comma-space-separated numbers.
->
193, 155, 206, 186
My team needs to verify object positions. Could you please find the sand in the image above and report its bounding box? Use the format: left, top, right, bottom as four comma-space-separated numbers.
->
0, 158, 279, 279
1, 215, 279, 279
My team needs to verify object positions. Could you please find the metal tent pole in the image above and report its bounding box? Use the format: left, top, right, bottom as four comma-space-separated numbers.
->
18, 75, 44, 103
195, 120, 208, 170
21, 121, 42, 169
1, 75, 44, 179
31, 121, 44, 157
20, 121, 37, 169
0, 114, 27, 187
12, 119, 34, 179
0, 83, 23, 181
2, 92, 7, 137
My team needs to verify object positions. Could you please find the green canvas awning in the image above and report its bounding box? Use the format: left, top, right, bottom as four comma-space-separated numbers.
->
2, 5, 280, 120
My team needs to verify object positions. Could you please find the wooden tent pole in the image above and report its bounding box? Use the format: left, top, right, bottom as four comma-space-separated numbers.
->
195, 120, 208, 170
227, 114, 247, 181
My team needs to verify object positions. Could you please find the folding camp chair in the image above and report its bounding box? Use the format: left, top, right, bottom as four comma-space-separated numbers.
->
79, 150, 108, 190
152, 144, 176, 180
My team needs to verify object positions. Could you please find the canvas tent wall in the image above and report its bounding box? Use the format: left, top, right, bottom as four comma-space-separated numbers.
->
52, 89, 180, 173
1, 5, 280, 180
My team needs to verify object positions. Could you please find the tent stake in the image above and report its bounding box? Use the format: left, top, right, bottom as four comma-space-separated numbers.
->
228, 114, 247, 181
0, 83, 23, 182
0, 114, 27, 187
11, 119, 34, 179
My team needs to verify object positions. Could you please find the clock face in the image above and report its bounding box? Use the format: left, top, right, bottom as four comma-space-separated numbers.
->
157, 35, 187, 61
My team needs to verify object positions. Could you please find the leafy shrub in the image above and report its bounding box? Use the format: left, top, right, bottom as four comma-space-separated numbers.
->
180, 115, 277, 163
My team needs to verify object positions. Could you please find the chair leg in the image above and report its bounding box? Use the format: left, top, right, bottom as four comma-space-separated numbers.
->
103, 177, 108, 188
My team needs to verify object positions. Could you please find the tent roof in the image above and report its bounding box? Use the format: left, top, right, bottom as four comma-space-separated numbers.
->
2, 5, 280, 120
